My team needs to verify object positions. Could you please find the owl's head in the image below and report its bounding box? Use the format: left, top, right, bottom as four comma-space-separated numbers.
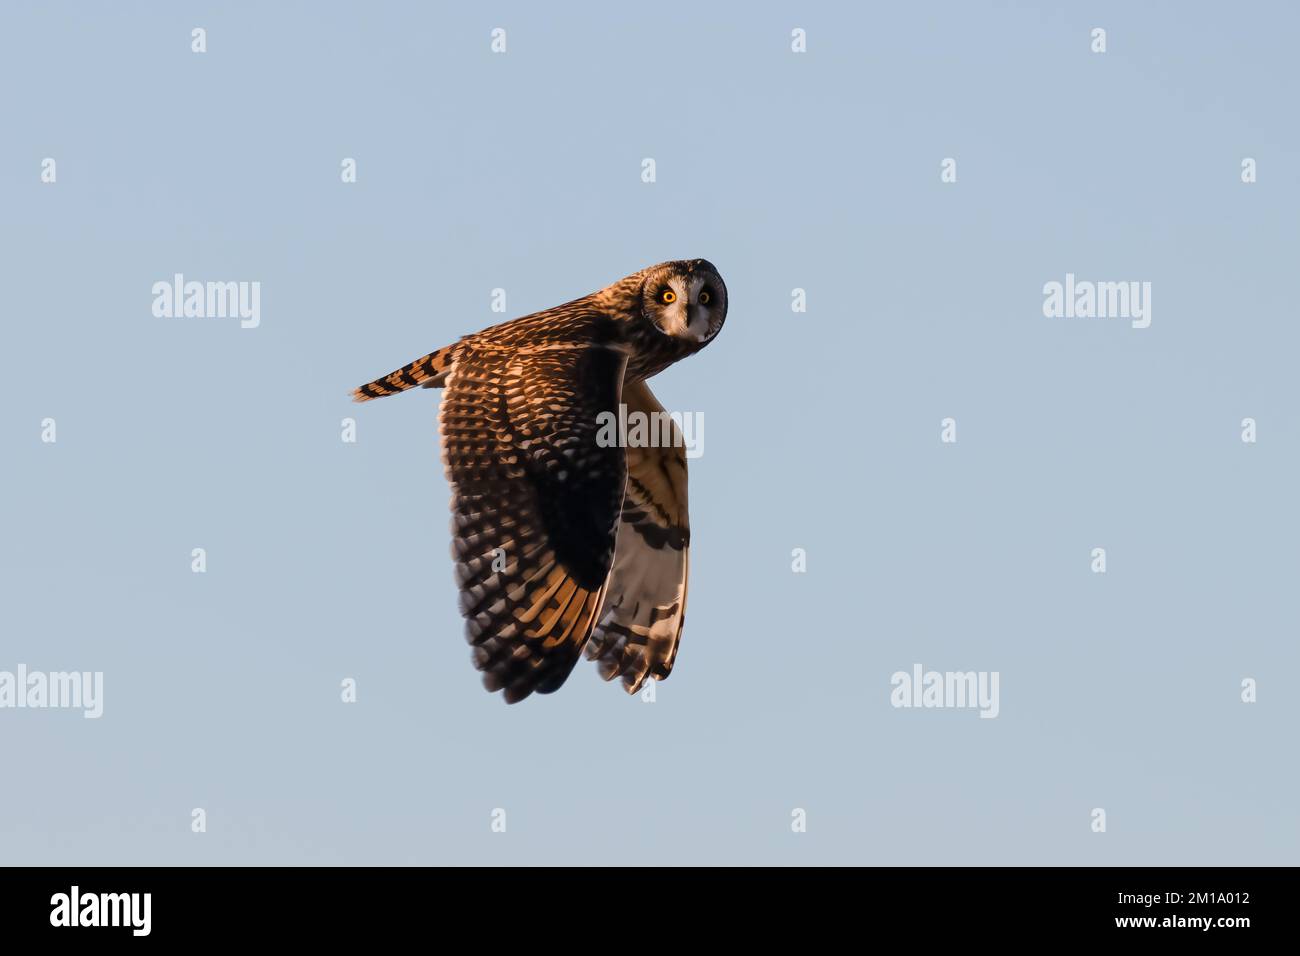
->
639, 259, 727, 345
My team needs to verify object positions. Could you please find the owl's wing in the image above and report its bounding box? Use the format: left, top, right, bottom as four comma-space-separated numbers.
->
441, 340, 628, 703
586, 379, 690, 693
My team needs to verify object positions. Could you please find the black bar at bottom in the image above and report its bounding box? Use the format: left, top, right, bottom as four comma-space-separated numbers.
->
0, 866, 1269, 942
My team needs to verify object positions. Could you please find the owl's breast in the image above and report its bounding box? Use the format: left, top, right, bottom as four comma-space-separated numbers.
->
623, 323, 700, 382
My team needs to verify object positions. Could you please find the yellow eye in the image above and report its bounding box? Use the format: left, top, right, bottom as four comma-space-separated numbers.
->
699, 290, 711, 305
660, 289, 676, 304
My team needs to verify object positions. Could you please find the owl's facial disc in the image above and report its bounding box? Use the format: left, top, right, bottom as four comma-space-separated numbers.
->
644, 267, 727, 345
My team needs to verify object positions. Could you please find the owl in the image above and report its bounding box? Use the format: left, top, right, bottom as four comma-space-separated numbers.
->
352, 259, 728, 702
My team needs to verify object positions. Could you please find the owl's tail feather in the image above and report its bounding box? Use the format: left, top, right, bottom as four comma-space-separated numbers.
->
351, 342, 458, 402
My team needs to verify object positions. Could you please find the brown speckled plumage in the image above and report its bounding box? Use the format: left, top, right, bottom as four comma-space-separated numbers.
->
352, 259, 727, 702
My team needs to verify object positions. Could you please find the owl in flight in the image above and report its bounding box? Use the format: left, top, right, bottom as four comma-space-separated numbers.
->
352, 259, 728, 703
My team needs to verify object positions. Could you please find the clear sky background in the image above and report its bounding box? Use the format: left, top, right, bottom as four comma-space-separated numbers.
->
2, 1, 1296, 865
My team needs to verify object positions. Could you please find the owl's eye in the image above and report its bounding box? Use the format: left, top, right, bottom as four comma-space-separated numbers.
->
659, 288, 676, 304
699, 289, 712, 305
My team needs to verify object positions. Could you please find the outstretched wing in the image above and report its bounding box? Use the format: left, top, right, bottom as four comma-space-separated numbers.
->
441, 338, 628, 703
586, 379, 690, 693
